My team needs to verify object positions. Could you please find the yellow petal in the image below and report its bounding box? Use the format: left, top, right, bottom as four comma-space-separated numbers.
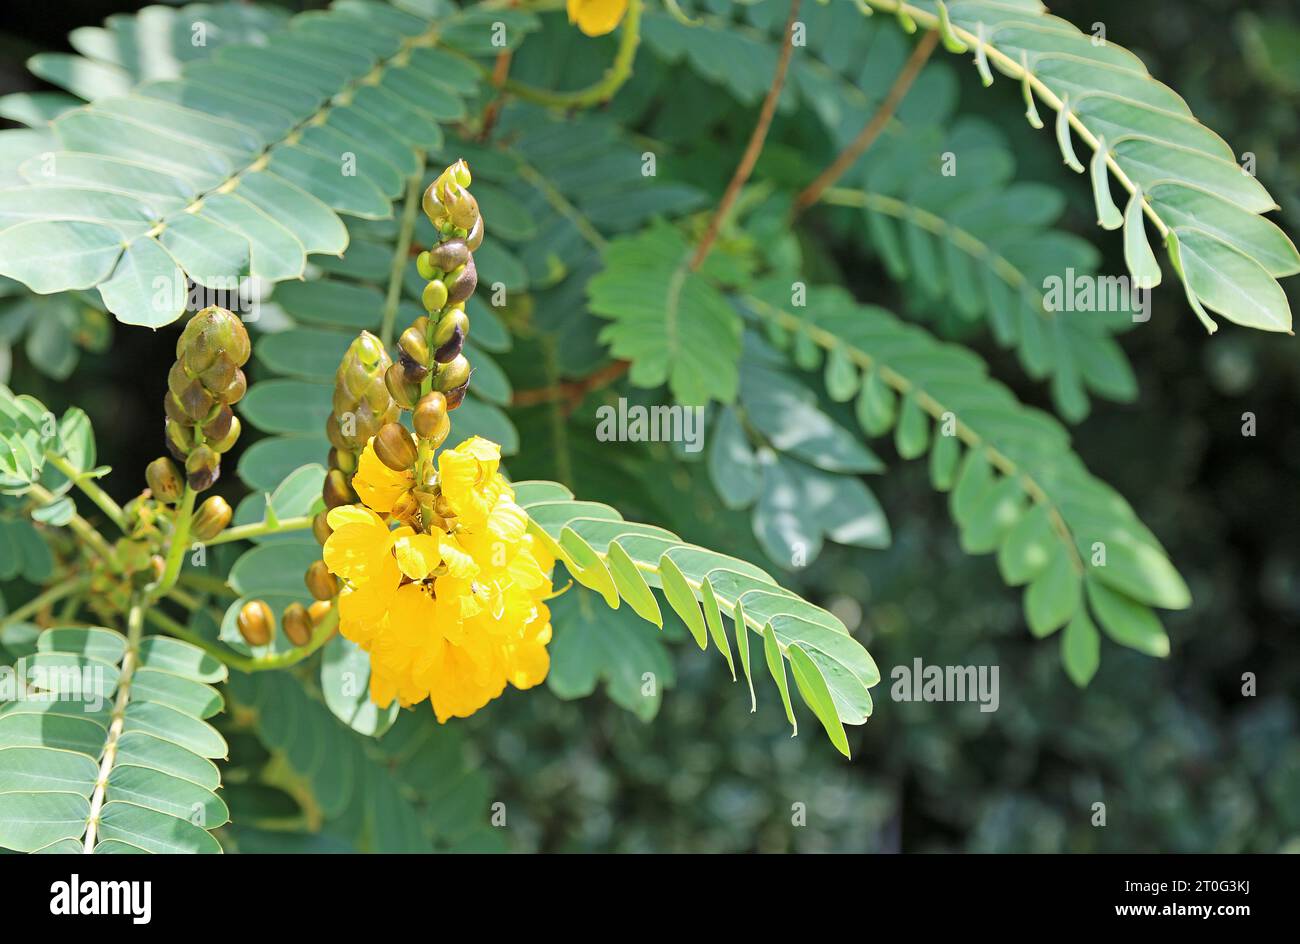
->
439, 535, 480, 580
353, 438, 414, 514
323, 513, 395, 586
326, 504, 383, 531
393, 532, 442, 580
567, 0, 628, 36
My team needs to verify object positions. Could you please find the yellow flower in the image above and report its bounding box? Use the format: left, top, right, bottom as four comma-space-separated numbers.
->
352, 436, 414, 515
322, 436, 556, 723
567, 0, 628, 37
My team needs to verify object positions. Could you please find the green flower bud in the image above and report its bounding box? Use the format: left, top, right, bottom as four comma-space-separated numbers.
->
207, 415, 241, 454
422, 279, 449, 313
416, 250, 436, 281
185, 445, 220, 491
192, 495, 233, 541
164, 418, 194, 460
237, 600, 273, 647
282, 602, 313, 647
398, 326, 430, 366
435, 354, 471, 395
145, 457, 184, 504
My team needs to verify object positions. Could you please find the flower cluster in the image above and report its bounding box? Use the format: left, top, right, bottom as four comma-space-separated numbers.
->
323, 435, 554, 722
308, 160, 555, 721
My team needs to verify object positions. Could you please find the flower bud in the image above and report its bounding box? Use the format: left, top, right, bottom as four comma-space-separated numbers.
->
185, 445, 220, 492
145, 457, 184, 504
435, 354, 471, 394
400, 351, 430, 383
422, 279, 449, 313
413, 391, 448, 439
237, 600, 273, 647
384, 362, 420, 409
164, 418, 195, 460
416, 250, 436, 281
432, 309, 469, 348
430, 238, 470, 272
312, 511, 332, 545
465, 214, 484, 252
328, 447, 357, 475
178, 307, 250, 373
322, 469, 354, 509
207, 415, 241, 454
444, 258, 477, 306
421, 182, 444, 223
374, 423, 417, 472
282, 602, 312, 647
202, 405, 234, 443
191, 496, 233, 541
398, 326, 430, 365
444, 183, 479, 231
308, 599, 333, 627
305, 559, 337, 601
214, 369, 247, 405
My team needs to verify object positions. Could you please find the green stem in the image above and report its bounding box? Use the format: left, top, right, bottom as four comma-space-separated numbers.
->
45, 452, 127, 532
145, 604, 338, 674
0, 576, 91, 630
84, 594, 144, 852
381, 159, 426, 348
178, 572, 238, 597
26, 482, 115, 562
148, 485, 195, 603
504, 0, 642, 108
204, 515, 312, 546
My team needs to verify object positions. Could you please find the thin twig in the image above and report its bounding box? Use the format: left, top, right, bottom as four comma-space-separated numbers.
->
45, 452, 126, 532
504, 0, 643, 109
690, 0, 801, 271
792, 28, 939, 215
0, 576, 90, 631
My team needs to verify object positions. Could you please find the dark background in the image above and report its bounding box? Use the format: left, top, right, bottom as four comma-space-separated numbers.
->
1, 0, 1297, 851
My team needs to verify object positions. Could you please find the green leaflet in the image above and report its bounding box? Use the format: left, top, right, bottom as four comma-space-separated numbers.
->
741, 280, 1190, 684
514, 480, 879, 757
0, 1, 496, 326
587, 222, 743, 406
0, 628, 228, 854
861, 0, 1299, 333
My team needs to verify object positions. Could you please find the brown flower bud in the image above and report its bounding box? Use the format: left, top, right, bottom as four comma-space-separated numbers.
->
145, 457, 184, 504
236, 600, 273, 647
185, 445, 220, 492
191, 496, 232, 541
202, 405, 234, 443
374, 422, 416, 472
305, 559, 337, 601
322, 469, 354, 509
282, 602, 312, 647
444, 257, 477, 306
413, 391, 448, 439
178, 306, 250, 372
308, 599, 333, 627
400, 351, 430, 383
430, 238, 470, 272
384, 362, 420, 410
312, 510, 333, 545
